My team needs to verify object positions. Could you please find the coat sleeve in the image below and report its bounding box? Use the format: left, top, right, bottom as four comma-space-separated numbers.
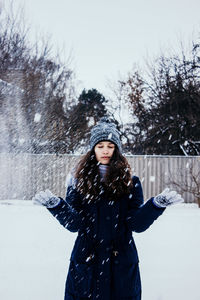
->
126, 176, 166, 233
46, 175, 85, 233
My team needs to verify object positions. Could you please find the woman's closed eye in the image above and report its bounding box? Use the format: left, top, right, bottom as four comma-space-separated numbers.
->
98, 146, 114, 149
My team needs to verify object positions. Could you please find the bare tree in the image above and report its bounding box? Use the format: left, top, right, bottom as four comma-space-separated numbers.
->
0, 1, 76, 153
111, 39, 200, 155
168, 159, 200, 207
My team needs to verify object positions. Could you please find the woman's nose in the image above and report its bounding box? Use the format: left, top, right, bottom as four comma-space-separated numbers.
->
103, 148, 109, 153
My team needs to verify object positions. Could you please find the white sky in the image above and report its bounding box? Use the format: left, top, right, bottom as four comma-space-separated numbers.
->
8, 0, 200, 96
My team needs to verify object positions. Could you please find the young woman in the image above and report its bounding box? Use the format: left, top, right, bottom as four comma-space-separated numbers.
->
33, 117, 183, 300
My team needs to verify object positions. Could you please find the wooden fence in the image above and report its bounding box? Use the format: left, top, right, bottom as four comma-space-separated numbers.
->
0, 153, 199, 203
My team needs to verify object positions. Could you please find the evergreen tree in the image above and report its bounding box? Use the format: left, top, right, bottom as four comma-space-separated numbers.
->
66, 89, 108, 153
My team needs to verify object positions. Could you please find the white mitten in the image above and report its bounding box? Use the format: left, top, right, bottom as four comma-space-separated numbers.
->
32, 189, 60, 208
153, 188, 184, 208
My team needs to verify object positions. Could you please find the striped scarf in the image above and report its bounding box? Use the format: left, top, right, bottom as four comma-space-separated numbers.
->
98, 164, 109, 181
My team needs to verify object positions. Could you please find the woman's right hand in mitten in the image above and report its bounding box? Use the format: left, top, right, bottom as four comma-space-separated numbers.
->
32, 189, 61, 208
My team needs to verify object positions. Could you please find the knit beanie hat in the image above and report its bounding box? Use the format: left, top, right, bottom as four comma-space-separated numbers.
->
90, 117, 122, 152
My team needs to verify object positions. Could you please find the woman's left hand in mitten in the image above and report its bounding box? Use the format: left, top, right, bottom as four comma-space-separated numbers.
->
153, 188, 184, 208
32, 189, 61, 208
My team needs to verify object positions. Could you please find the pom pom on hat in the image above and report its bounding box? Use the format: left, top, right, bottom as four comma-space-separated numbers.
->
90, 117, 122, 152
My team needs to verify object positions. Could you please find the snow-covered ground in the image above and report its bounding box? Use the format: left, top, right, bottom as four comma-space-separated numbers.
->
0, 201, 199, 300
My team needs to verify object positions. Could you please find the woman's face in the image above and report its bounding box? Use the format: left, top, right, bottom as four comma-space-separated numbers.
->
94, 141, 115, 164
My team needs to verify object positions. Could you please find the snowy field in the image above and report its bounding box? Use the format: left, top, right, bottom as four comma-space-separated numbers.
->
0, 201, 199, 300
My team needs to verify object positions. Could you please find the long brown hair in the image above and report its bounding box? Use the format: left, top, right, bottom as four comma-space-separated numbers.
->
74, 146, 133, 202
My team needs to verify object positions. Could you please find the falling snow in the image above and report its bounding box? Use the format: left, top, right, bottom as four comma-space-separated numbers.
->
150, 176, 155, 182
186, 162, 190, 168
34, 113, 41, 123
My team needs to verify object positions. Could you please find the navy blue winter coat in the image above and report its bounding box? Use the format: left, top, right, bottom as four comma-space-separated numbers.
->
47, 176, 165, 300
